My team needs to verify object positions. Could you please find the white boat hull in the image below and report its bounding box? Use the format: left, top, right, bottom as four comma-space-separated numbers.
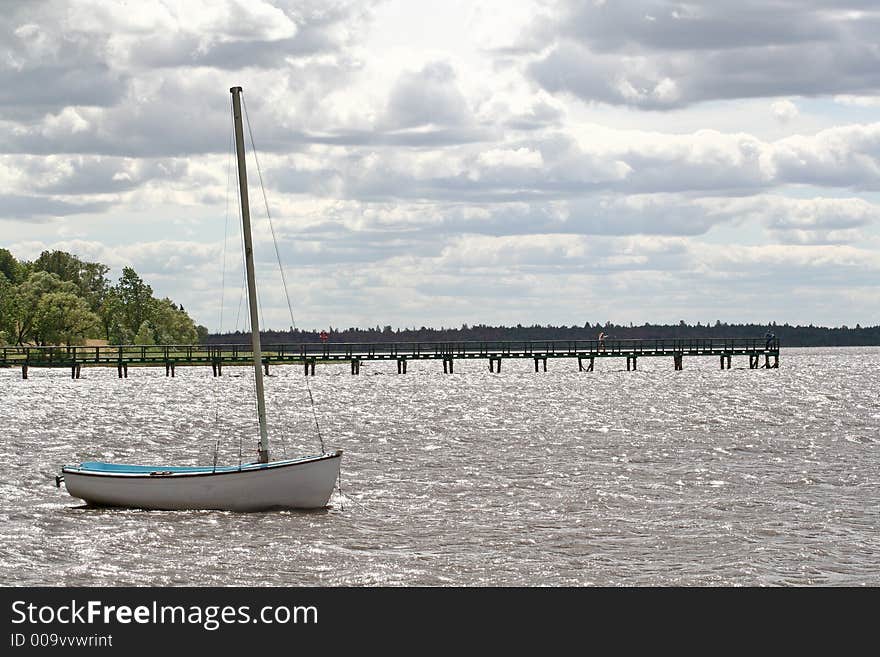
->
61, 451, 342, 511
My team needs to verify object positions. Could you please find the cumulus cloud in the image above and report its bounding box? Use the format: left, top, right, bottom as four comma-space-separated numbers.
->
384, 61, 473, 129
771, 99, 799, 123
0, 0, 378, 157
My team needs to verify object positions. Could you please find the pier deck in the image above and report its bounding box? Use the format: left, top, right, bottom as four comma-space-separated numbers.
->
1, 338, 780, 378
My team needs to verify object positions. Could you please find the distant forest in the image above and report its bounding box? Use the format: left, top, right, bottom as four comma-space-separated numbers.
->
207, 321, 880, 347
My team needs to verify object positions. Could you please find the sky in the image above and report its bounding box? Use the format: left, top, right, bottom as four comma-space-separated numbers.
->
1, 0, 879, 332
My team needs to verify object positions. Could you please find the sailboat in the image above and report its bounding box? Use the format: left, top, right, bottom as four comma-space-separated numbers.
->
57, 87, 343, 511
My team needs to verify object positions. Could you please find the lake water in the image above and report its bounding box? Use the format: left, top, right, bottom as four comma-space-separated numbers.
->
1, 347, 877, 586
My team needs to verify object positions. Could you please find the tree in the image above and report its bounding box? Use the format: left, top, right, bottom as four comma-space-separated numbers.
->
1, 249, 203, 346
116, 267, 154, 339
33, 250, 82, 284
14, 271, 79, 344
195, 324, 209, 344
0, 276, 15, 344
32, 292, 100, 346
98, 287, 126, 343
0, 248, 23, 283
32, 250, 110, 312
133, 321, 156, 346
151, 298, 198, 344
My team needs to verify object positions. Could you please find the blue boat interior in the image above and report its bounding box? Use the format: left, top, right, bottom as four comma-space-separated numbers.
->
63, 455, 330, 474
74, 461, 246, 473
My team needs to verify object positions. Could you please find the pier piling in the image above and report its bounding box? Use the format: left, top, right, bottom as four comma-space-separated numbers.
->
577, 356, 595, 371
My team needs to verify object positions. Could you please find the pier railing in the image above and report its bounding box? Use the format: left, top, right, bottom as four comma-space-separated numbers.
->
1, 337, 779, 366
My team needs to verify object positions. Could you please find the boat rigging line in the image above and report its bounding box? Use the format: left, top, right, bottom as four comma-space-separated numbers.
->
241, 93, 326, 457
241, 91, 342, 509
212, 103, 236, 469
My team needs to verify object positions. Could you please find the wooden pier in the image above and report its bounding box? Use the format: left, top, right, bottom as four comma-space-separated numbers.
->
1, 338, 780, 378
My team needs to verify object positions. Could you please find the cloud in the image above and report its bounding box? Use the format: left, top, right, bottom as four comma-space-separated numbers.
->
523, 1, 880, 109
266, 122, 880, 205
834, 95, 880, 107
0, 194, 111, 221
0, 10, 128, 118
0, 0, 378, 156
2, 0, 879, 329
14, 155, 189, 195
384, 61, 473, 129
771, 99, 799, 123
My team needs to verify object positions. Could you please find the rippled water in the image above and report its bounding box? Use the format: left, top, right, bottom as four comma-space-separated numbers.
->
1, 347, 878, 586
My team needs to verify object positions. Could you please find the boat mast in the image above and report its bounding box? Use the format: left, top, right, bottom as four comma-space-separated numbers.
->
230, 86, 269, 464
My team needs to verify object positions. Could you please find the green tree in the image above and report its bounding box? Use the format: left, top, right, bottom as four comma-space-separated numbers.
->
98, 287, 128, 343
195, 324, 209, 344
133, 320, 156, 346
33, 292, 100, 346
0, 276, 15, 344
78, 261, 110, 312
0, 248, 23, 283
151, 298, 198, 344
33, 250, 82, 284
1, 249, 203, 346
116, 267, 154, 340
33, 250, 110, 313
14, 271, 79, 344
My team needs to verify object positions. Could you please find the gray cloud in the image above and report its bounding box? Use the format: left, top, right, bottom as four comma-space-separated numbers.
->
384, 61, 473, 129
0, 194, 111, 221
558, 1, 841, 52
0, 3, 128, 117
267, 123, 880, 206
0, 0, 378, 155
525, 0, 880, 108
27, 156, 190, 195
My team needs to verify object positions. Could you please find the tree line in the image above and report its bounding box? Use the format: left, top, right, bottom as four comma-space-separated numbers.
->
207, 321, 880, 347
0, 249, 207, 346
